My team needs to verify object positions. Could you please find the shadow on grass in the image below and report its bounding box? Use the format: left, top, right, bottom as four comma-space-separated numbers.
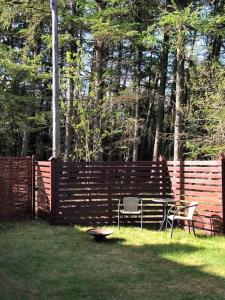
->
1, 222, 225, 300
72, 227, 225, 299
0, 222, 17, 231
100, 237, 126, 244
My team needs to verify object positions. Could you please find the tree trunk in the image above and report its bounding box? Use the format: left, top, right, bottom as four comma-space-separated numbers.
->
208, 0, 224, 61
132, 49, 142, 161
153, 32, 169, 160
50, 0, 60, 158
184, 31, 196, 105
64, 0, 77, 162
93, 0, 106, 161
64, 64, 74, 161
93, 38, 104, 161
115, 42, 122, 95
167, 55, 176, 159
174, 22, 185, 161
21, 128, 30, 156
20, 104, 33, 157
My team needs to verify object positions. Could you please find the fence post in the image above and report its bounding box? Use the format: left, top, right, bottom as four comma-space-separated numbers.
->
31, 155, 36, 219
107, 168, 113, 225
50, 157, 60, 225
159, 155, 167, 199
218, 155, 225, 234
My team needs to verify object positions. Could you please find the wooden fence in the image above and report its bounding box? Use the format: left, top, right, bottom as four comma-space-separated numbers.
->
36, 160, 172, 225
53, 160, 172, 225
167, 159, 225, 234
35, 161, 51, 219
0, 157, 34, 221
1, 157, 223, 234
35, 158, 225, 234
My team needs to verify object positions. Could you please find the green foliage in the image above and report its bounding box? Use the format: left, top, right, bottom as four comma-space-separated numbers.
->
186, 63, 225, 158
79, 1, 138, 41
0, 0, 225, 160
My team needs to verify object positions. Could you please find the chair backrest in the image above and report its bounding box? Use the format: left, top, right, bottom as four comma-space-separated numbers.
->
123, 197, 140, 212
187, 202, 198, 219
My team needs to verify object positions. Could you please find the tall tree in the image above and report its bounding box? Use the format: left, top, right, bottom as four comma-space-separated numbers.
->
92, 0, 107, 161
132, 48, 142, 161
50, 0, 60, 158
0, 0, 224, 161
174, 17, 185, 161
153, 31, 169, 160
64, 0, 78, 161
207, 0, 224, 61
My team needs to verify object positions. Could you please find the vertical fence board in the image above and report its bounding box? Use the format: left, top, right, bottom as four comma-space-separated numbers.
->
31, 155, 36, 219
35, 160, 51, 219
220, 157, 225, 234
50, 158, 60, 224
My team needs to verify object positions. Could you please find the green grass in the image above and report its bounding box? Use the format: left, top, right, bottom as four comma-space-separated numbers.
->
1, 221, 225, 300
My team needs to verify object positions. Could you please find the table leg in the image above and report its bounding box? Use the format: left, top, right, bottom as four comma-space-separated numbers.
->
166, 202, 174, 229
165, 203, 172, 229
159, 203, 167, 231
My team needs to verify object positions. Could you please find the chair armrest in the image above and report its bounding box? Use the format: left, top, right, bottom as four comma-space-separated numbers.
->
136, 198, 143, 205
117, 198, 123, 211
138, 198, 143, 212
173, 203, 197, 218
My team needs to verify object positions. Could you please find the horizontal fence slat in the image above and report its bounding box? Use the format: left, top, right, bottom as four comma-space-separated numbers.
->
167, 160, 220, 166
35, 159, 225, 233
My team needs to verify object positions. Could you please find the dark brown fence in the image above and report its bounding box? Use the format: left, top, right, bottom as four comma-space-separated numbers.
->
35, 158, 225, 234
1, 157, 223, 233
167, 159, 225, 234
0, 157, 34, 221
35, 161, 51, 219
51, 160, 172, 225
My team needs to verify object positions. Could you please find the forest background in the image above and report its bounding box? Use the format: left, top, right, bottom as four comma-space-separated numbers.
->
0, 0, 224, 161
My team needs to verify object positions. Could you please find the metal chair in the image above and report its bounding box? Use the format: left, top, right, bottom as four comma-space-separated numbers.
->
167, 201, 198, 238
118, 197, 143, 229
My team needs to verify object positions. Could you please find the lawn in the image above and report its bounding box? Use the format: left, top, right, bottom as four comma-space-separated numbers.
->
1, 221, 225, 300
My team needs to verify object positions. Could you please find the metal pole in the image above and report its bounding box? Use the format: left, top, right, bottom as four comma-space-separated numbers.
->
50, 0, 60, 158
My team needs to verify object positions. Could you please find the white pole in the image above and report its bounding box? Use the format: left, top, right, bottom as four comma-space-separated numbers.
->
50, 0, 60, 158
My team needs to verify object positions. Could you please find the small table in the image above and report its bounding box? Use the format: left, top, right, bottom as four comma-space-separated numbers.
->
151, 198, 176, 230
86, 228, 114, 241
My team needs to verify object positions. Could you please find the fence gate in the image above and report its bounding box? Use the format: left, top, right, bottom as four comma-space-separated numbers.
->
0, 157, 34, 222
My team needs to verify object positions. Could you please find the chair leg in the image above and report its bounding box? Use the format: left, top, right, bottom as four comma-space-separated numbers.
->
192, 221, 196, 236
118, 211, 120, 229
188, 221, 191, 234
141, 211, 143, 229
165, 204, 168, 230
159, 219, 164, 231
170, 220, 174, 239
